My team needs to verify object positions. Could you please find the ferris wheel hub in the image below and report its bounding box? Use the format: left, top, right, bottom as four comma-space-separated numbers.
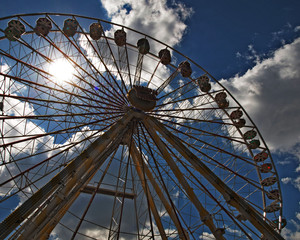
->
127, 85, 157, 111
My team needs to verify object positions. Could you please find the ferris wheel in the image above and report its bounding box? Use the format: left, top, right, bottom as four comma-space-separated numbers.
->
0, 13, 285, 239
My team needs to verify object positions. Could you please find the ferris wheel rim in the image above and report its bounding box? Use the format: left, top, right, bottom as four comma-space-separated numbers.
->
0, 12, 284, 238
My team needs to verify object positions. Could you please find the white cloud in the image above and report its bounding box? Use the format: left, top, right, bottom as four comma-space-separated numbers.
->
281, 177, 292, 184
281, 218, 300, 240
199, 232, 215, 240
282, 228, 300, 240
220, 37, 300, 154
100, 0, 193, 48
246, 44, 261, 63
219, 38, 300, 239
293, 176, 300, 191
294, 26, 300, 32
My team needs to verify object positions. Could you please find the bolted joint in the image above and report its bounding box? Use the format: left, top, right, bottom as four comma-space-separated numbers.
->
201, 214, 212, 223
224, 193, 234, 204
55, 192, 66, 200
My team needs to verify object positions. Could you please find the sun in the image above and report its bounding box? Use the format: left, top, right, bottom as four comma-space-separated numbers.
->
49, 59, 75, 83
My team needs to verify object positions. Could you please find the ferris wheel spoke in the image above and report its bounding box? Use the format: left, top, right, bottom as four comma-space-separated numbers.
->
0, 113, 120, 146
14, 35, 52, 63
133, 53, 143, 86
157, 116, 257, 150
150, 111, 240, 128
144, 115, 284, 239
0, 47, 124, 118
0, 145, 38, 199
0, 112, 133, 240
0, 68, 124, 113
141, 119, 226, 239
138, 124, 196, 239
128, 158, 142, 239
44, 16, 128, 105
157, 75, 195, 101
0, 48, 50, 76
26, 33, 125, 108
0, 128, 105, 203
0, 114, 120, 149
135, 129, 184, 238
129, 133, 156, 238
1, 63, 124, 116
0, 93, 122, 113
139, 123, 258, 239
156, 119, 260, 188
68, 73, 126, 108
15, 142, 121, 240
0, 111, 123, 123
147, 55, 165, 89
129, 144, 168, 239
92, 22, 129, 94
165, 144, 255, 239
72, 21, 130, 104
114, 42, 134, 89
108, 146, 131, 239
0, 124, 101, 183
71, 146, 119, 240
156, 67, 180, 94
131, 134, 190, 238
157, 118, 257, 166
124, 44, 133, 88
156, 88, 221, 110
153, 106, 236, 113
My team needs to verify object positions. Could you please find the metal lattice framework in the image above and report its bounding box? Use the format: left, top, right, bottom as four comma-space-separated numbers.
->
0, 13, 284, 240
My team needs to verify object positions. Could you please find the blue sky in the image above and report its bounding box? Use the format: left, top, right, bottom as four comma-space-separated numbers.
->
1, 0, 300, 239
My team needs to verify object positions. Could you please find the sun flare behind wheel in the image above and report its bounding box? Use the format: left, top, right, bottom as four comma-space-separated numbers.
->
48, 59, 75, 83
0, 13, 284, 240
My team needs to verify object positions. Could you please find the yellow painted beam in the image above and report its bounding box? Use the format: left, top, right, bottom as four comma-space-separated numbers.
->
129, 142, 167, 240
130, 142, 189, 239
0, 110, 136, 240
143, 118, 225, 240
144, 115, 284, 240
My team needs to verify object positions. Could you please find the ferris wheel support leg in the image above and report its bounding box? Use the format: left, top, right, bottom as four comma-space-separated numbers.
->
144, 115, 284, 240
129, 142, 167, 240
142, 119, 225, 240
130, 142, 188, 240
0, 110, 136, 240
24, 140, 121, 240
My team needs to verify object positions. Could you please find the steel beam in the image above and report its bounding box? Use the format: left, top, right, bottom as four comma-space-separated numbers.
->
129, 142, 168, 239
81, 186, 135, 199
130, 142, 189, 239
143, 115, 284, 240
24, 140, 121, 240
0, 110, 136, 239
143, 118, 225, 240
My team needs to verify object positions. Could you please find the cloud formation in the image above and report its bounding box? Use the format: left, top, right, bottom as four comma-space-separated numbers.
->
100, 0, 193, 47
221, 37, 300, 239
220, 37, 300, 154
